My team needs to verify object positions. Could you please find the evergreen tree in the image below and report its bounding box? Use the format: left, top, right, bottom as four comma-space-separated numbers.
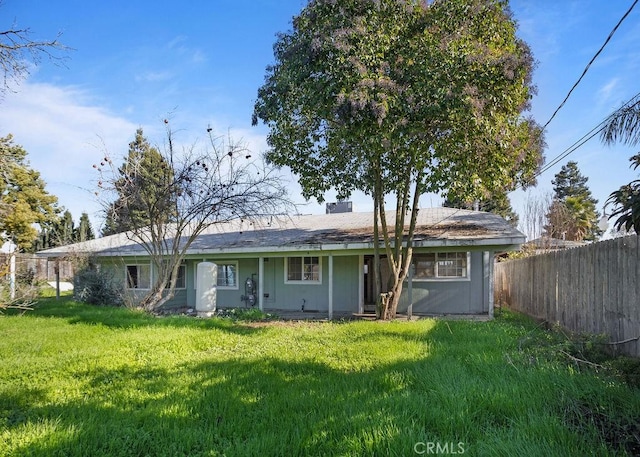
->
0, 134, 59, 251
552, 161, 596, 203
56, 210, 76, 246
76, 212, 95, 242
546, 161, 600, 241
34, 210, 95, 251
102, 128, 175, 236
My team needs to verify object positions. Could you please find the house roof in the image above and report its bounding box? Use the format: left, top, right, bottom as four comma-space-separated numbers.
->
526, 237, 587, 250
37, 207, 525, 258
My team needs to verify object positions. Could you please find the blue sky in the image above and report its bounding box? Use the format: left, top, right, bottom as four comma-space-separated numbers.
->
1, 0, 639, 238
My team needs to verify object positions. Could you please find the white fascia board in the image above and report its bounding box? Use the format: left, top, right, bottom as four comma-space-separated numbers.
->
87, 236, 524, 258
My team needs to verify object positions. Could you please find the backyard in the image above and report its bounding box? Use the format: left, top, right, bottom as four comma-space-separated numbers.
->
1, 294, 639, 456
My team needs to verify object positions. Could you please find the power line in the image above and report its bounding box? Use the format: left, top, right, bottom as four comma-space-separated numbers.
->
524, 90, 640, 188
541, 0, 639, 131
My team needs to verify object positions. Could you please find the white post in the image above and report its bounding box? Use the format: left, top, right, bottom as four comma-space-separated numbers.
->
328, 254, 333, 319
407, 261, 414, 319
483, 251, 494, 318
258, 257, 264, 312
358, 255, 364, 314
488, 251, 495, 319
9, 252, 16, 300
55, 258, 60, 300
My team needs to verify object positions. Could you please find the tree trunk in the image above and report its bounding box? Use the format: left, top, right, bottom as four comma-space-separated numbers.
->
386, 275, 405, 319
139, 285, 174, 312
379, 266, 408, 320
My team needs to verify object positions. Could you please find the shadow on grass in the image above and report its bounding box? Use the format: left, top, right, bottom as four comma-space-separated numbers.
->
1, 356, 455, 456
4, 323, 637, 456
20, 296, 264, 335
3, 305, 638, 455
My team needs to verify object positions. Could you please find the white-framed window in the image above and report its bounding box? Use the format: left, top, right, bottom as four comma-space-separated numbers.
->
285, 256, 321, 283
164, 263, 186, 289
216, 262, 238, 289
126, 264, 151, 289
413, 252, 469, 280
194, 261, 238, 290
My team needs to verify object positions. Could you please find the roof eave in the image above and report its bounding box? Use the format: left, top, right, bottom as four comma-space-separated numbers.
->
67, 235, 525, 257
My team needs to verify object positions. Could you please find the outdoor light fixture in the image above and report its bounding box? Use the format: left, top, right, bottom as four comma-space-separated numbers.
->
598, 203, 611, 232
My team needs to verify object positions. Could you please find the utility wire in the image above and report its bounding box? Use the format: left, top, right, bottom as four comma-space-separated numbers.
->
541, 0, 639, 131
525, 91, 640, 187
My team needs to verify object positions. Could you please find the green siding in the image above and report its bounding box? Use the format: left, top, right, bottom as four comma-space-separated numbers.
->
91, 250, 491, 315
266, 257, 329, 311
332, 255, 359, 312
397, 251, 485, 314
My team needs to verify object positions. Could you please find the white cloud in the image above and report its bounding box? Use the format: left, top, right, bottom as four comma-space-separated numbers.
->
135, 71, 173, 83
597, 78, 619, 106
0, 82, 138, 229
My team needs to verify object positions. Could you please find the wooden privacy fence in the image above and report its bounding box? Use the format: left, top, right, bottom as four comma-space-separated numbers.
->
0, 254, 74, 282
495, 235, 639, 358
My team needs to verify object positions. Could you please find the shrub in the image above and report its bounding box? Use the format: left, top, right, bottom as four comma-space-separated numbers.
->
74, 262, 123, 306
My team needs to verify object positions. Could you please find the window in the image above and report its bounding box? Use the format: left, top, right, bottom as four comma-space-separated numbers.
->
126, 264, 151, 289
216, 262, 237, 288
437, 252, 467, 278
286, 256, 320, 283
165, 263, 186, 289
195, 261, 238, 289
413, 252, 468, 280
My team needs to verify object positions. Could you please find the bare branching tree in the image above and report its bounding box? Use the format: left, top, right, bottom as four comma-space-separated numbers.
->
0, 7, 68, 95
518, 191, 552, 241
95, 122, 292, 311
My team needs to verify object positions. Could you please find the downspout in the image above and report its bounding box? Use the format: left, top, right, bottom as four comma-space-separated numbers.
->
328, 253, 333, 319
258, 256, 264, 312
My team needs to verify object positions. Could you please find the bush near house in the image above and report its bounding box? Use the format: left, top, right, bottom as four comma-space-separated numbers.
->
1, 297, 639, 456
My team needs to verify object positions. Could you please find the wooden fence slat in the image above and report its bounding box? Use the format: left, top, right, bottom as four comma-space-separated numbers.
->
495, 235, 640, 358
0, 254, 74, 282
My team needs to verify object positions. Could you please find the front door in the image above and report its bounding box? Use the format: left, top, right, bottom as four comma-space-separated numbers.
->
363, 255, 390, 312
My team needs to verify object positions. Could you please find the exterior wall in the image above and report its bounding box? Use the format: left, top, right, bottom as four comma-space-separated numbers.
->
397, 251, 487, 315
92, 250, 491, 316
263, 256, 329, 311
97, 258, 191, 308
185, 258, 259, 309
331, 255, 360, 312
260, 255, 359, 312
126, 254, 362, 313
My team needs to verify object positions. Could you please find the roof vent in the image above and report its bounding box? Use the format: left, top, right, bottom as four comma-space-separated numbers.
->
326, 201, 353, 214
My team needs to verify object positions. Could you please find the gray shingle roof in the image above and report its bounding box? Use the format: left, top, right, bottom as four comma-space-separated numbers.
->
38, 207, 524, 257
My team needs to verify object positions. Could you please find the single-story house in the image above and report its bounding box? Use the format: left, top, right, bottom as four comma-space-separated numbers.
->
37, 207, 525, 318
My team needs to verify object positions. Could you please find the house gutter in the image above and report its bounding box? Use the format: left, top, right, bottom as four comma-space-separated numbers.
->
35, 235, 525, 258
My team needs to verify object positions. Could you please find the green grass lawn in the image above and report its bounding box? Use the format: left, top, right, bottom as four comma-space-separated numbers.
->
1, 296, 639, 456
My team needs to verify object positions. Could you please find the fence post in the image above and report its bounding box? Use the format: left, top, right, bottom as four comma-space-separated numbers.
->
55, 258, 60, 300
10, 252, 16, 300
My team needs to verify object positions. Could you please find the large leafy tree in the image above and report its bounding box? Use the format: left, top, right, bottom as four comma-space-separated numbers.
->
0, 134, 59, 250
96, 122, 291, 311
253, 0, 544, 318
545, 161, 600, 241
102, 128, 175, 236
600, 95, 640, 233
